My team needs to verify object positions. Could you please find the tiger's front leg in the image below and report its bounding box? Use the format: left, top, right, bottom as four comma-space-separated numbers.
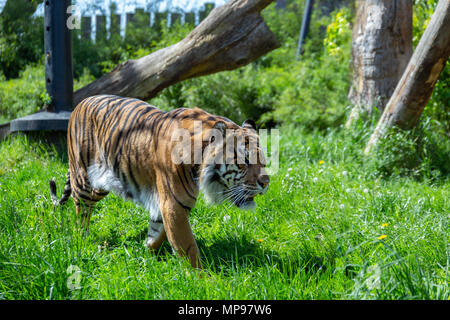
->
159, 195, 202, 269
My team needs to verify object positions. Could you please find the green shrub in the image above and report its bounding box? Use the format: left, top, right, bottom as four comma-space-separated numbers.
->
413, 0, 438, 48
0, 64, 94, 124
151, 4, 353, 129
360, 117, 450, 180
0, 65, 45, 124
185, 67, 275, 124
257, 6, 352, 129
0, 2, 44, 79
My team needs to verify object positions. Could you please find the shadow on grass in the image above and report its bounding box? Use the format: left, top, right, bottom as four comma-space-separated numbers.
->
124, 229, 330, 277
20, 131, 69, 161
197, 235, 330, 278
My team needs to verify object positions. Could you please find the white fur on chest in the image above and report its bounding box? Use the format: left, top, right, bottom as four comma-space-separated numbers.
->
87, 162, 162, 222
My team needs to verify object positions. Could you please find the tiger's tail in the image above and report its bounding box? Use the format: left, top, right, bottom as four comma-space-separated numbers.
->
49, 171, 72, 206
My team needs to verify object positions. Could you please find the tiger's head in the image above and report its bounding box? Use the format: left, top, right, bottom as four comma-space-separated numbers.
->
199, 119, 269, 210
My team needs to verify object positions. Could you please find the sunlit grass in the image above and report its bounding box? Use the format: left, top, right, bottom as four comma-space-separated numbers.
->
0, 129, 448, 300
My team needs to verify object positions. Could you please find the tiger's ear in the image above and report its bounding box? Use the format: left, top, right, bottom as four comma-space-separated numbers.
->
242, 119, 256, 131
213, 121, 226, 135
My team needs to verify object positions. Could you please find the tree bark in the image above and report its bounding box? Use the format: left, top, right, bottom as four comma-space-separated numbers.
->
364, 0, 450, 155
346, 0, 412, 127
73, 0, 280, 107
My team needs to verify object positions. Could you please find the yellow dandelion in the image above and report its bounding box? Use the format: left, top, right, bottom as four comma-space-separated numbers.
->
381, 223, 389, 228
378, 235, 387, 240
257, 239, 264, 243
319, 160, 325, 165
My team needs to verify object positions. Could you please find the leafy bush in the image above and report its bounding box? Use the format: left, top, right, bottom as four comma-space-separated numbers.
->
413, 0, 438, 48
0, 65, 45, 124
0, 64, 93, 124
260, 45, 351, 130
151, 3, 353, 129
0, 14, 44, 79
366, 119, 450, 180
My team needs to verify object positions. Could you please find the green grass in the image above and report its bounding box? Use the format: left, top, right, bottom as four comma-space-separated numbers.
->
0, 126, 448, 300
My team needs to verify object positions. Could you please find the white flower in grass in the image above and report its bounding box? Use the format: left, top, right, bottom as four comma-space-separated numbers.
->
339, 204, 345, 209
313, 177, 319, 183
363, 188, 369, 194
342, 171, 348, 177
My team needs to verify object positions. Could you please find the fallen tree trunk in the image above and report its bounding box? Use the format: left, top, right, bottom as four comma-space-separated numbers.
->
364, 0, 450, 155
74, 0, 280, 106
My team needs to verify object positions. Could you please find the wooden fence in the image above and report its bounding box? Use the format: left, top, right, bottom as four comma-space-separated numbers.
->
27, 1, 217, 42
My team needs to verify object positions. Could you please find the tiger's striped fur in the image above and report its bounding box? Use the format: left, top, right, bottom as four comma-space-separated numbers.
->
49, 95, 269, 268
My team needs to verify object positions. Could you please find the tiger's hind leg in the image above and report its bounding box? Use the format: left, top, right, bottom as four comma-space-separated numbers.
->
72, 187, 109, 232
74, 201, 93, 231
145, 219, 167, 251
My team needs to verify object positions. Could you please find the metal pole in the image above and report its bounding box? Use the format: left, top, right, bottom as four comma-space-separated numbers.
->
296, 0, 314, 58
45, 0, 73, 112
10, 0, 73, 132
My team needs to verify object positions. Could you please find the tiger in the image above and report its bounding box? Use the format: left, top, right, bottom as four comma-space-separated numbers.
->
49, 95, 270, 268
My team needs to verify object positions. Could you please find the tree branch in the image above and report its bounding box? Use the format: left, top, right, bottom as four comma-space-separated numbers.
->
73, 0, 280, 106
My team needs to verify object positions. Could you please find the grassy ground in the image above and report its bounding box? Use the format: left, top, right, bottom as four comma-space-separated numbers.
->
0, 125, 448, 300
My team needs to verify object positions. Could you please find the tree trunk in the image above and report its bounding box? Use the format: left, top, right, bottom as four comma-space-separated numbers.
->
364, 0, 450, 155
346, 0, 412, 127
73, 0, 280, 107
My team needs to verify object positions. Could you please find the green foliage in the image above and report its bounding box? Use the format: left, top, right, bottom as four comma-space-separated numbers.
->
151, 19, 193, 51
0, 0, 44, 78
0, 64, 93, 124
70, 13, 193, 80
366, 118, 450, 180
0, 1, 191, 81
323, 7, 352, 57
413, 0, 438, 48
152, 3, 352, 130
260, 46, 350, 130
171, 67, 275, 124
263, 5, 352, 130
0, 14, 192, 124
0, 14, 44, 79
0, 65, 45, 123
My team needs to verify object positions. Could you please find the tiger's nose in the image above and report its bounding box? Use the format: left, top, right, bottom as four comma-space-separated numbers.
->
257, 174, 270, 190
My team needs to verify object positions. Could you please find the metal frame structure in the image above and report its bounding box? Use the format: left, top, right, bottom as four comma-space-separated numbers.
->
9, 0, 73, 133
296, 0, 314, 58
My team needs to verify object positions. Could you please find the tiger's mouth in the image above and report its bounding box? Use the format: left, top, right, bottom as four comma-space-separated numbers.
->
234, 195, 256, 210
199, 164, 264, 210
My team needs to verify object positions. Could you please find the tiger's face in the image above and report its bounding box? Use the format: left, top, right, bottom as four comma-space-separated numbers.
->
200, 119, 269, 210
